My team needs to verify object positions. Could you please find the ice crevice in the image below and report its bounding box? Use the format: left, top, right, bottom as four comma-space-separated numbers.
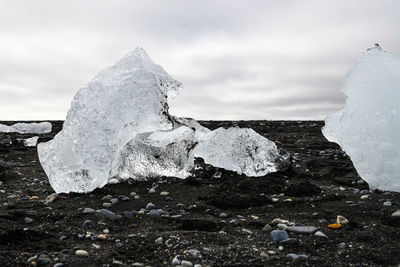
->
38, 47, 290, 193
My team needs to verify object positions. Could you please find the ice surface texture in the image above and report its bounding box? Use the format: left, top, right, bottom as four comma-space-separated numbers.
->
323, 46, 400, 191
0, 122, 51, 134
38, 47, 289, 193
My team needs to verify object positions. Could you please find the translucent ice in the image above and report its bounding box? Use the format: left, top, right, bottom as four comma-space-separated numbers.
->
194, 127, 290, 176
38, 47, 289, 193
0, 122, 51, 134
323, 46, 400, 191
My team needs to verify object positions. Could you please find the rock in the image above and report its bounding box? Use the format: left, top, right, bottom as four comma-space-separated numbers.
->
146, 202, 157, 210
262, 224, 272, 231
160, 191, 169, 196
279, 238, 299, 245
383, 201, 392, 206
187, 249, 202, 260
219, 213, 228, 218
97, 234, 107, 240
53, 263, 64, 267
99, 209, 121, 221
361, 195, 369, 200
391, 210, 400, 217
36, 253, 51, 266
229, 219, 239, 225
286, 226, 318, 234
148, 209, 163, 216
102, 203, 112, 208
181, 260, 193, 267
270, 230, 289, 242
149, 188, 156, 194
45, 193, 58, 204
338, 242, 346, 249
112, 260, 123, 265
75, 250, 89, 257
83, 219, 95, 228
287, 253, 308, 260
172, 256, 180, 265
155, 237, 163, 244
110, 198, 119, 205
360, 189, 369, 195
277, 223, 288, 230
336, 215, 349, 224
82, 208, 95, 214
315, 231, 328, 238
123, 211, 135, 219
24, 217, 33, 223
241, 228, 253, 235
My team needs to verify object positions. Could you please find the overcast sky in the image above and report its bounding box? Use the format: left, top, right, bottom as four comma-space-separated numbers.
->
0, 0, 399, 120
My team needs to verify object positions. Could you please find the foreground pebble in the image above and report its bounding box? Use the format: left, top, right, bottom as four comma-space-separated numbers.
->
75, 250, 89, 257
271, 230, 289, 242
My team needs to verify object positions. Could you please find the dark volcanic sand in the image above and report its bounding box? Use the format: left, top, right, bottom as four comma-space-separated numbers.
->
0, 120, 400, 266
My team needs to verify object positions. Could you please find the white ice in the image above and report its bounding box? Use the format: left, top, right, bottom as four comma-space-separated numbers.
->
323, 45, 400, 192
24, 136, 39, 147
0, 122, 51, 134
38, 47, 289, 193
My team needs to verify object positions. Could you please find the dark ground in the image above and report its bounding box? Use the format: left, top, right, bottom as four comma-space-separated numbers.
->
0, 120, 399, 266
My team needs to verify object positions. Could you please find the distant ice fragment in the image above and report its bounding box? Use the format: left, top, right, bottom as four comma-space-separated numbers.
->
194, 127, 290, 176
24, 136, 39, 147
0, 122, 51, 134
38, 47, 289, 193
323, 46, 400, 192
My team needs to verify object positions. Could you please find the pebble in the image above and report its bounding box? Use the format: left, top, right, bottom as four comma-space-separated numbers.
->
75, 250, 89, 257
129, 192, 137, 197
54, 263, 64, 267
160, 191, 169, 196
112, 260, 123, 265
120, 196, 130, 201
103, 229, 109, 234
146, 202, 157, 210
92, 244, 100, 249
315, 231, 328, 238
279, 238, 299, 245
360, 195, 369, 200
262, 224, 272, 231
134, 195, 140, 200
286, 226, 318, 235
123, 211, 135, 219
277, 223, 288, 230
338, 242, 346, 249
149, 188, 156, 194
336, 215, 349, 225
102, 203, 112, 208
102, 195, 113, 200
219, 213, 228, 218
83, 208, 95, 214
241, 228, 253, 235
97, 234, 107, 240
155, 237, 163, 244
83, 219, 95, 228
24, 217, 33, 223
187, 249, 202, 259
99, 209, 121, 221
383, 201, 392, 206
148, 209, 163, 216
360, 189, 369, 195
287, 253, 308, 259
391, 210, 400, 217
270, 230, 289, 242
172, 256, 180, 265
110, 198, 119, 205
181, 260, 193, 267
36, 253, 51, 266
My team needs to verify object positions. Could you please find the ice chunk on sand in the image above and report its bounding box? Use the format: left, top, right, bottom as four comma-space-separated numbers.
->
38, 47, 289, 193
194, 127, 289, 176
323, 46, 400, 191
0, 122, 51, 134
24, 136, 39, 147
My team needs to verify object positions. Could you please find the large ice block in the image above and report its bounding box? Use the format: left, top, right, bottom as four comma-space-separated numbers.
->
0, 122, 51, 134
323, 46, 400, 191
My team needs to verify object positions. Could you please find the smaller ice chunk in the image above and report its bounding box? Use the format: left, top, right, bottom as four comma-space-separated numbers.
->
194, 127, 289, 176
24, 136, 39, 147
0, 122, 52, 134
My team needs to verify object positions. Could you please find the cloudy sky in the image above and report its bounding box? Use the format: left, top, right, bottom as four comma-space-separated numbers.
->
1, 0, 399, 120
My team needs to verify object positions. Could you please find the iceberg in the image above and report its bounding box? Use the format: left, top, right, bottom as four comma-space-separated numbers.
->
0, 122, 51, 134
38, 47, 289, 193
322, 45, 400, 191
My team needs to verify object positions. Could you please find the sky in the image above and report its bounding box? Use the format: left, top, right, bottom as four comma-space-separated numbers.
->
0, 0, 399, 121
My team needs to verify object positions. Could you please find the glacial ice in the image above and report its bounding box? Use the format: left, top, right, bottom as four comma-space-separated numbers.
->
38, 47, 289, 193
322, 46, 400, 192
0, 122, 51, 134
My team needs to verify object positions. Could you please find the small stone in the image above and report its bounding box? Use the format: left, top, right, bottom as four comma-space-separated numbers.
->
110, 198, 119, 205
148, 209, 163, 216
129, 192, 137, 197
315, 231, 328, 238
24, 217, 33, 223
360, 189, 369, 195
103, 229, 110, 234
328, 223, 342, 229
146, 202, 157, 210
155, 237, 163, 244
277, 223, 288, 230
83, 208, 95, 214
336, 215, 349, 224
134, 195, 140, 200
102, 194, 113, 200
36, 253, 51, 266
92, 244, 100, 249
53, 263, 64, 267
97, 234, 107, 240
278, 246, 284, 251
279, 238, 299, 245
187, 249, 202, 260
287, 253, 308, 260
241, 228, 253, 235
383, 201, 392, 206
181, 260, 193, 267
149, 188, 156, 194
112, 260, 123, 265
99, 209, 121, 221
262, 224, 272, 231
123, 211, 134, 219
75, 250, 89, 257
360, 195, 369, 200
219, 213, 228, 218
270, 230, 289, 242
103, 203, 112, 208
172, 256, 180, 265
229, 219, 239, 225
160, 191, 169, 196
115, 242, 123, 248
83, 219, 95, 228
45, 193, 58, 204
391, 210, 400, 217
338, 242, 346, 249
286, 226, 318, 235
